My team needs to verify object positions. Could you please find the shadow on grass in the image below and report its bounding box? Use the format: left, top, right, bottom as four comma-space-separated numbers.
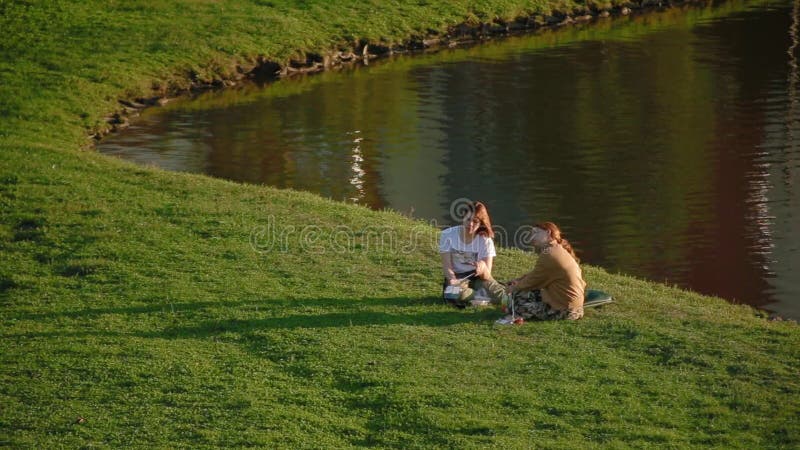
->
145, 308, 486, 339
15, 295, 438, 321
7, 296, 497, 340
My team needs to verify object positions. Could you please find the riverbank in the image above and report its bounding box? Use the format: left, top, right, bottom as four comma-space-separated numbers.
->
1, 0, 798, 447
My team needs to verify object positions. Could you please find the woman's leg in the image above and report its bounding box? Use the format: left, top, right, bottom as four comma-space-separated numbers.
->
457, 280, 475, 302
442, 277, 474, 308
471, 278, 509, 305
454, 271, 477, 303
511, 290, 580, 320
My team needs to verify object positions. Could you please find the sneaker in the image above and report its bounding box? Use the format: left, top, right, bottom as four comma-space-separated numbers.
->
494, 315, 515, 325
470, 299, 491, 307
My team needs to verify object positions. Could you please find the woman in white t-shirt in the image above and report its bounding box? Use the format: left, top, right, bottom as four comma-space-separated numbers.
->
439, 201, 508, 307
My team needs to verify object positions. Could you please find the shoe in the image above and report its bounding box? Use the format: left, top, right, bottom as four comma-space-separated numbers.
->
494, 315, 515, 325
494, 315, 524, 325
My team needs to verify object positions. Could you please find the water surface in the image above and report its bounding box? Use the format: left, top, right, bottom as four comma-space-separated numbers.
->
100, 0, 800, 318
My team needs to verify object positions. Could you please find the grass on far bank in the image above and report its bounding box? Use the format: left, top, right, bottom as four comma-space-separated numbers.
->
1, 0, 799, 447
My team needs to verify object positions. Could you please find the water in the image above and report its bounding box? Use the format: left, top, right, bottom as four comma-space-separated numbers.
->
99, 0, 800, 318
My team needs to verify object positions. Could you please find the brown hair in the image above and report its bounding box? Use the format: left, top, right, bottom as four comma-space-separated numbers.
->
471, 202, 494, 238
535, 221, 579, 263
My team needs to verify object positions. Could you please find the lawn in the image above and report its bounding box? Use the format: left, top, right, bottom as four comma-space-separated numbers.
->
1, 0, 798, 447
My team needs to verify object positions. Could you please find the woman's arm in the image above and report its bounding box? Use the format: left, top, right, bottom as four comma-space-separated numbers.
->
475, 256, 493, 279
475, 236, 495, 280
441, 253, 457, 284
511, 255, 552, 292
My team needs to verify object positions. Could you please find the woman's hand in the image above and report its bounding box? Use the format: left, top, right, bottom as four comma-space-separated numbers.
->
506, 278, 519, 293
474, 260, 488, 278
448, 278, 461, 286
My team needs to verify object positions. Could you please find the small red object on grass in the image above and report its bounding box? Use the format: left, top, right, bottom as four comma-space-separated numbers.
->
513, 317, 524, 325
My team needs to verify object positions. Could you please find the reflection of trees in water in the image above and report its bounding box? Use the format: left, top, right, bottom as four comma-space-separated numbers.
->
199, 72, 391, 209
759, 0, 800, 316
679, 3, 800, 307
437, 22, 717, 279
202, 105, 290, 186
788, 0, 800, 177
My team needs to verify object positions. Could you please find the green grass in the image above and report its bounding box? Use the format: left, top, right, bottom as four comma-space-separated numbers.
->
1, 0, 799, 447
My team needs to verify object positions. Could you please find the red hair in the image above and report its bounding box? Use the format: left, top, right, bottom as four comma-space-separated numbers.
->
535, 221, 579, 263
472, 202, 494, 238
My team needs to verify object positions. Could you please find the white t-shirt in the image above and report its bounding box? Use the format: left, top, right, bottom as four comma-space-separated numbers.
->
438, 225, 496, 274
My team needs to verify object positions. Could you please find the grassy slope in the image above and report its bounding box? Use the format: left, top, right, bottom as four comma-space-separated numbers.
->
1, 0, 798, 447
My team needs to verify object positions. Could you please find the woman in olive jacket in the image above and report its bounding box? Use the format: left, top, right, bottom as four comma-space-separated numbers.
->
506, 222, 586, 320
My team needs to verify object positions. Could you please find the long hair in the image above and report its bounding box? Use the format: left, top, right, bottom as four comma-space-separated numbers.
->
535, 221, 579, 263
472, 202, 494, 238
